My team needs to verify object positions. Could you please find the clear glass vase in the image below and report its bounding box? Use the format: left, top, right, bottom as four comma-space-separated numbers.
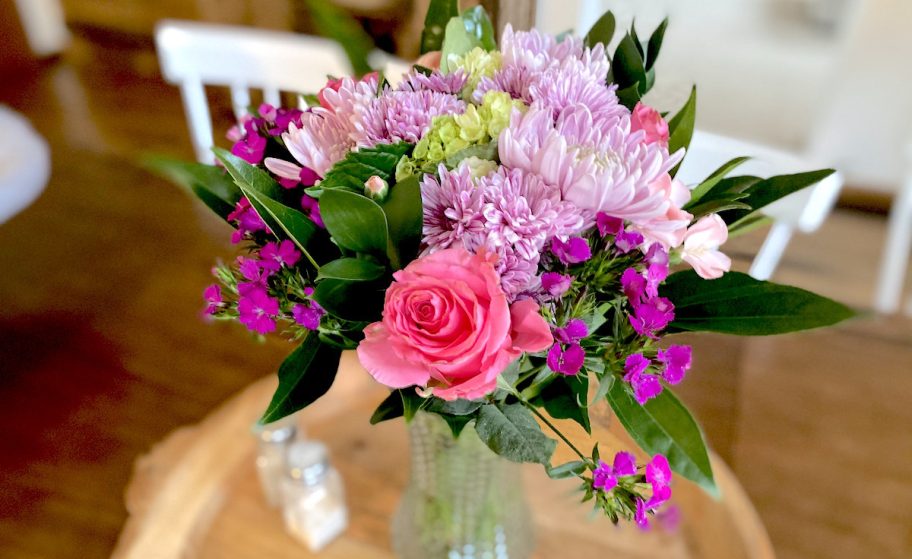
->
391, 411, 535, 559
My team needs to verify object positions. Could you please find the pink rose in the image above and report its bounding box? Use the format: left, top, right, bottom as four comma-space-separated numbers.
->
633, 173, 693, 249
631, 102, 670, 146
356, 248, 553, 400
415, 50, 442, 70
681, 214, 731, 279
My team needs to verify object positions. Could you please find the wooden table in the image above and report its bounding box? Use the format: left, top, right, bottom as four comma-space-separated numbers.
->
111, 352, 775, 559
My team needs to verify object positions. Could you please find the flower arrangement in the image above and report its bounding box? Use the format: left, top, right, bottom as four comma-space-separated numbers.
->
153, 3, 853, 528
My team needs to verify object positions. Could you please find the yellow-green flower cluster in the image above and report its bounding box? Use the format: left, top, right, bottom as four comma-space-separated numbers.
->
447, 47, 502, 99
396, 91, 525, 181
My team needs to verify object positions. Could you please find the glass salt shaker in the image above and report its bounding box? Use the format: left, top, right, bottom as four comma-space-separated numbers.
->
252, 417, 298, 507
280, 440, 348, 552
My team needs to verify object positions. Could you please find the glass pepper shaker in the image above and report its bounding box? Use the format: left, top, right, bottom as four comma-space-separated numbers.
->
252, 417, 298, 507
280, 440, 348, 551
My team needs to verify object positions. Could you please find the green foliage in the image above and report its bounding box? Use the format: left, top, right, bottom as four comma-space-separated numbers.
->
661, 270, 856, 335
302, 0, 374, 76
667, 86, 697, 176
686, 157, 751, 209
320, 189, 390, 254
584, 11, 616, 48
313, 277, 384, 321
440, 16, 480, 73
261, 334, 342, 423
645, 18, 669, 72
459, 6, 497, 51
606, 380, 718, 496
720, 169, 836, 225
317, 257, 386, 282
143, 154, 241, 220
370, 390, 405, 424
314, 143, 413, 197
532, 374, 591, 434
547, 460, 588, 479
610, 33, 647, 108
420, 0, 459, 54
380, 175, 424, 265
474, 402, 557, 465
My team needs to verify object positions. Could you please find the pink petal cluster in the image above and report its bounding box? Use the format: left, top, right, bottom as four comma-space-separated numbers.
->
356, 248, 553, 400
681, 214, 731, 279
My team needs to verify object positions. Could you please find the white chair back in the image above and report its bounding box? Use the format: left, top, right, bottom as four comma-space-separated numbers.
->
155, 20, 354, 164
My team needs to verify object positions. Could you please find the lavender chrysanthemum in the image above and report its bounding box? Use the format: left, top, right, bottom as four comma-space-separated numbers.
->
499, 104, 684, 225
529, 59, 625, 123
500, 25, 585, 73
421, 164, 583, 297
399, 69, 469, 95
473, 65, 536, 104
354, 89, 465, 147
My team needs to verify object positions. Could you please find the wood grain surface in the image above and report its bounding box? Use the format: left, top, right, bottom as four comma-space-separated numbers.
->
110, 353, 775, 559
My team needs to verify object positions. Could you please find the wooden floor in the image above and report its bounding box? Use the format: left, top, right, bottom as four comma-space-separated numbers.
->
0, 37, 910, 559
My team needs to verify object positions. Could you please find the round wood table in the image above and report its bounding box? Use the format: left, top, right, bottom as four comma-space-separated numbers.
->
112, 353, 775, 559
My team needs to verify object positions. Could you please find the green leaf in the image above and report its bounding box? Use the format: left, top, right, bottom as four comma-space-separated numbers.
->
142, 154, 241, 220
727, 213, 773, 238
590, 372, 615, 407
611, 33, 647, 105
474, 403, 557, 465
319, 189, 389, 254
313, 278, 384, 321
533, 374, 591, 434
645, 17, 668, 71
316, 143, 413, 196
686, 157, 751, 208
401, 389, 424, 421
213, 147, 284, 200
302, 0, 374, 76
460, 6, 497, 51
547, 460, 588, 479
720, 169, 836, 225
427, 398, 484, 416
667, 86, 697, 176
261, 335, 342, 423
317, 257, 386, 282
241, 187, 320, 262
370, 391, 404, 424
616, 82, 642, 108
684, 199, 752, 219
438, 414, 474, 437
606, 381, 718, 496
661, 270, 856, 335
440, 16, 481, 73
380, 175, 423, 267
420, 0, 459, 54
584, 10, 616, 47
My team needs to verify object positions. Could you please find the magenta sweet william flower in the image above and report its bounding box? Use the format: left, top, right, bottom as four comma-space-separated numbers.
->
657, 345, 692, 385
629, 296, 675, 339
593, 451, 638, 492
551, 237, 591, 264
623, 353, 663, 404
292, 302, 324, 331
621, 268, 646, 303
635, 497, 650, 529
259, 240, 301, 272
540, 272, 572, 298
203, 284, 222, 315
645, 454, 673, 509
227, 197, 270, 244
300, 193, 324, 228
596, 213, 623, 237
554, 318, 588, 344
356, 248, 553, 400
614, 228, 644, 254
645, 245, 669, 298
237, 288, 280, 335
230, 120, 267, 164
547, 342, 585, 375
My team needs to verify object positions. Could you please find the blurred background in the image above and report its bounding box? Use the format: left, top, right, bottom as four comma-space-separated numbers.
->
0, 0, 910, 558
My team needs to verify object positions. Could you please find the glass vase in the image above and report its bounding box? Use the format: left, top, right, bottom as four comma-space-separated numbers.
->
391, 411, 534, 559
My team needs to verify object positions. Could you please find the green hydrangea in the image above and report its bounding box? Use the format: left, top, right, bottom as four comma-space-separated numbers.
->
395, 91, 526, 182
449, 47, 502, 98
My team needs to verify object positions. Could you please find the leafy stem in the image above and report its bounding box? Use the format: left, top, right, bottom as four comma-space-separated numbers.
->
499, 377, 587, 462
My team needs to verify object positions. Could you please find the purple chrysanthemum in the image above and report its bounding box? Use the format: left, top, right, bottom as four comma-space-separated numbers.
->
353, 89, 465, 147
399, 68, 468, 95
421, 164, 583, 297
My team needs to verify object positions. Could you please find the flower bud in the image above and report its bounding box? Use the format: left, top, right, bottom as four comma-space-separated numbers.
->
364, 175, 389, 201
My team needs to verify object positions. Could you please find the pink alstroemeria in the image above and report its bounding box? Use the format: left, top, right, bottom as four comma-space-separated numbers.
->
680, 214, 731, 279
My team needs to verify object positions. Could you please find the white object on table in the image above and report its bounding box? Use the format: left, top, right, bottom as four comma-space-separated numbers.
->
678, 130, 843, 280
12, 0, 70, 57
154, 20, 409, 165
0, 106, 51, 224
280, 440, 347, 552
874, 144, 912, 315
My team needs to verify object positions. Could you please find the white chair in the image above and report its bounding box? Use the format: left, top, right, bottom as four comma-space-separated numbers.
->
677, 130, 844, 280
874, 145, 912, 315
156, 20, 406, 165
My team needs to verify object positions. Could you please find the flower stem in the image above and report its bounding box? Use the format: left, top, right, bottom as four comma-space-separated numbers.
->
519, 397, 587, 462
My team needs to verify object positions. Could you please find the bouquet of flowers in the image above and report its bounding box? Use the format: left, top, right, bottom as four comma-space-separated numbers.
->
154, 2, 853, 528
